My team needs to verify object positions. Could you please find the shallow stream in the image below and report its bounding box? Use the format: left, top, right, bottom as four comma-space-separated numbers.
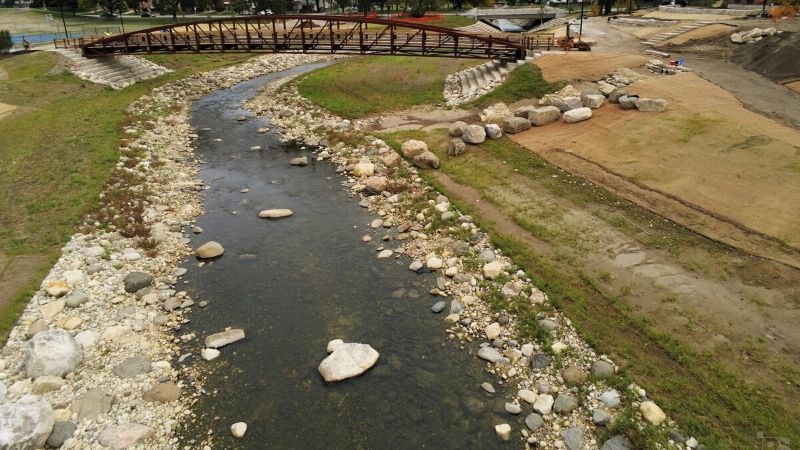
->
178, 65, 509, 449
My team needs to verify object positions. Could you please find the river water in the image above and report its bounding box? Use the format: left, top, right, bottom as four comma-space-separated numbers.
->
177, 65, 510, 449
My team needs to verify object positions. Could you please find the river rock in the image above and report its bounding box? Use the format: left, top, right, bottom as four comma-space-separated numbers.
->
25, 329, 82, 378
561, 365, 588, 385
231, 422, 247, 438
635, 98, 668, 112
608, 90, 627, 104
71, 389, 114, 421
528, 106, 561, 126
431, 301, 446, 313
592, 360, 615, 378
365, 176, 388, 193
426, 257, 443, 270
482, 261, 504, 280
401, 139, 428, 157
599, 389, 621, 408
485, 322, 502, 340
352, 161, 375, 177
413, 151, 439, 169
449, 121, 468, 137
602, 435, 633, 450
113, 356, 152, 378
462, 125, 486, 144
43, 279, 69, 297
318, 342, 380, 382
380, 151, 401, 168
533, 394, 554, 414
553, 393, 579, 413
258, 209, 294, 219
525, 413, 544, 431
505, 402, 522, 414
561, 427, 584, 450
195, 241, 224, 259
289, 156, 308, 166
143, 383, 181, 403
205, 329, 245, 348
502, 117, 531, 134
477, 347, 509, 364
618, 95, 639, 110
46, 421, 76, 448
639, 400, 666, 425
98, 423, 154, 450
485, 123, 503, 139
123, 272, 153, 293
593, 408, 612, 426
64, 291, 89, 308
501, 281, 524, 298
494, 423, 511, 441
201, 348, 220, 361
32, 375, 64, 394
448, 139, 466, 156
563, 107, 592, 123
39, 300, 64, 320
481, 382, 495, 394
477, 249, 495, 263
24, 321, 45, 341
0, 396, 54, 450
553, 96, 583, 112
518, 389, 537, 404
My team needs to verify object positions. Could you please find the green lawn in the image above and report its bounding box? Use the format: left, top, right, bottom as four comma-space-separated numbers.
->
296, 56, 482, 118
0, 51, 255, 341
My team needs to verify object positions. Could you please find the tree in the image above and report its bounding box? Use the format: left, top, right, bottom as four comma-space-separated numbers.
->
0, 30, 12, 55
154, 0, 180, 19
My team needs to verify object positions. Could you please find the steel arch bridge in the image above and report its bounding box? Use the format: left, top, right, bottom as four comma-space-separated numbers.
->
74, 15, 554, 60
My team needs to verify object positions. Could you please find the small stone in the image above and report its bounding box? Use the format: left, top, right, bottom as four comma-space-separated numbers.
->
32, 375, 64, 394
143, 383, 181, 403
430, 301, 446, 313
601, 435, 633, 450
494, 423, 512, 441
591, 360, 615, 378
481, 382, 495, 394
553, 393, 579, 413
482, 261, 503, 280
531, 354, 551, 369
71, 389, 114, 421
561, 365, 588, 385
426, 257, 443, 270
377, 250, 393, 259
477, 347, 509, 364
600, 390, 621, 408
123, 272, 152, 293
400, 139, 428, 157
113, 356, 152, 378
594, 408, 612, 426
318, 343, 379, 382
563, 107, 592, 123
448, 139, 466, 156
205, 329, 245, 348
46, 421, 76, 448
231, 422, 247, 438
639, 401, 666, 425
533, 394, 554, 414
201, 348, 220, 361
485, 322, 502, 340
525, 413, 544, 431
505, 402, 522, 414
289, 156, 308, 166
258, 209, 293, 219
561, 427, 584, 450
44, 279, 69, 297
64, 292, 89, 308
98, 423, 153, 450
518, 389, 537, 404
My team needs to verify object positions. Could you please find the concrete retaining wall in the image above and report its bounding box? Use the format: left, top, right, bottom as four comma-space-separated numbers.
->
657, 5, 755, 15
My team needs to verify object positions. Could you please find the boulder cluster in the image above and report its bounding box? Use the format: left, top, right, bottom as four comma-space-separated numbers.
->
730, 27, 779, 44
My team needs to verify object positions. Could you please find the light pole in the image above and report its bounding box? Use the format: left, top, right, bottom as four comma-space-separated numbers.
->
59, 0, 69, 39
578, 0, 584, 40
119, 3, 125, 33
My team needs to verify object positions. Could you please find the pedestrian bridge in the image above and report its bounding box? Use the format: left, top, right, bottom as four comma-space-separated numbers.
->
68, 15, 557, 60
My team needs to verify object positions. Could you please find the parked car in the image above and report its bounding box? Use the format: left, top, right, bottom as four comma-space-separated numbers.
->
140, 11, 151, 17
100, 11, 117, 18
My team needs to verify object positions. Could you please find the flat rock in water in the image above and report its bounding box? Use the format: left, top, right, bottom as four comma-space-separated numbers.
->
318, 342, 379, 382
98, 423, 154, 450
258, 209, 294, 219
289, 156, 308, 166
205, 329, 245, 349
195, 241, 224, 259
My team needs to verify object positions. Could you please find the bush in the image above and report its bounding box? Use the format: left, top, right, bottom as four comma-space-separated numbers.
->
0, 30, 12, 54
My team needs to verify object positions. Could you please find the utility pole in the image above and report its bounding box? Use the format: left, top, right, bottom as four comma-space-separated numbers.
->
119, 4, 125, 33
578, 0, 584, 40
59, 0, 69, 39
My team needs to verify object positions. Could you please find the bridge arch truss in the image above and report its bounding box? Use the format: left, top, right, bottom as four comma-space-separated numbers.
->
78, 15, 550, 60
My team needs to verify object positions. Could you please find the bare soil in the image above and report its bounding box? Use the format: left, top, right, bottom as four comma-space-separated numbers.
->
0, 102, 16, 120
535, 52, 651, 81
786, 80, 800, 93
657, 23, 736, 46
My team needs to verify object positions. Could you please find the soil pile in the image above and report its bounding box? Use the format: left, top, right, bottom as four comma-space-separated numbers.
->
731, 31, 800, 82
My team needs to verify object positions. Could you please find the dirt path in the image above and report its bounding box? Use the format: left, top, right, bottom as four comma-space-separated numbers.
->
535, 52, 651, 81
0, 252, 49, 340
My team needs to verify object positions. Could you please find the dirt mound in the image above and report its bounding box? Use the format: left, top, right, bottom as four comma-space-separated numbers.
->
731, 32, 800, 83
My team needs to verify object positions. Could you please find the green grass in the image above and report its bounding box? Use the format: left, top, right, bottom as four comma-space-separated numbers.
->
375, 129, 800, 449
0, 8, 185, 36
471, 63, 567, 108
0, 51, 255, 341
296, 56, 481, 118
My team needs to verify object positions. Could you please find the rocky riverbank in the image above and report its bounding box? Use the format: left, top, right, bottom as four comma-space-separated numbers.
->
0, 54, 333, 450
244, 75, 698, 449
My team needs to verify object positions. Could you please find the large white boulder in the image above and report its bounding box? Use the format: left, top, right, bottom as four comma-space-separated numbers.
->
528, 106, 561, 126
24, 329, 82, 378
563, 107, 593, 124
318, 342, 379, 382
462, 125, 486, 144
0, 395, 54, 450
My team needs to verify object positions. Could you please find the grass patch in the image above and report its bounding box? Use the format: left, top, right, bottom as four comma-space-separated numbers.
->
471, 63, 567, 108
376, 129, 800, 449
0, 50, 255, 341
296, 56, 481, 118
